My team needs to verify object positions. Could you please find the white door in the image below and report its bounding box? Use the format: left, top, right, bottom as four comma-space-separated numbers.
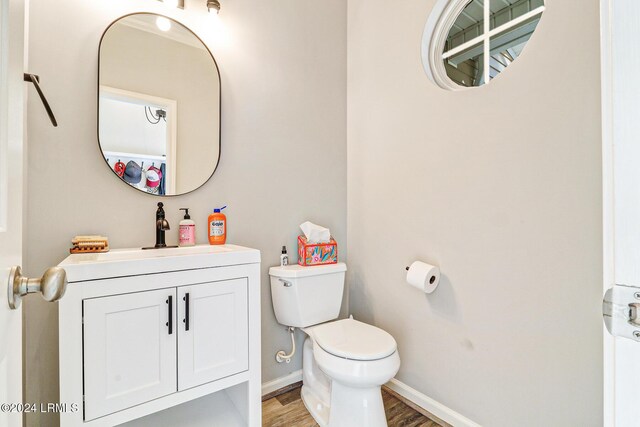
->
602, 1, 640, 425
177, 279, 248, 391
83, 289, 178, 421
0, 0, 25, 426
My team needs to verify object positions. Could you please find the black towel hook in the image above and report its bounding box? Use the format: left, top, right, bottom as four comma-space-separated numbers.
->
24, 73, 58, 127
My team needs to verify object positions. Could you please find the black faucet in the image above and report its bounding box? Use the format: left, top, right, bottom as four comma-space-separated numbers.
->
155, 202, 170, 248
143, 202, 178, 250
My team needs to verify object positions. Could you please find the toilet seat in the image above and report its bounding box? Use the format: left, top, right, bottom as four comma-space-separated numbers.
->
310, 318, 397, 361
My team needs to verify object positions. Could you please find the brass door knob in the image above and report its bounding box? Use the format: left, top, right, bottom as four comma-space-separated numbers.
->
7, 266, 68, 310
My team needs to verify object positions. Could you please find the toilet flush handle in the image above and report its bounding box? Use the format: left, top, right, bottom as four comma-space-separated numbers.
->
279, 279, 293, 287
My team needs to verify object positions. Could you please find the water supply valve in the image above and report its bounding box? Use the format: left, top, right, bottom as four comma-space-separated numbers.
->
276, 326, 296, 363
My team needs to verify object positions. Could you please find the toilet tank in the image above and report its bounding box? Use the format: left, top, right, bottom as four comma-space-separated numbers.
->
269, 263, 347, 328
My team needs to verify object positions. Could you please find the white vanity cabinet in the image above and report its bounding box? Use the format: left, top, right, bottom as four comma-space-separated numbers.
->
58, 245, 261, 427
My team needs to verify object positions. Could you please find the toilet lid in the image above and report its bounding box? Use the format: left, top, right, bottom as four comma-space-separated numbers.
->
312, 318, 397, 361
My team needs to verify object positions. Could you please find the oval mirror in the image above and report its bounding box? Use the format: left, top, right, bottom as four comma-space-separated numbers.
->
98, 13, 220, 196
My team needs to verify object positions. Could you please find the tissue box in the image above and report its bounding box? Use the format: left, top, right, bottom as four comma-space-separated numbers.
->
298, 236, 338, 266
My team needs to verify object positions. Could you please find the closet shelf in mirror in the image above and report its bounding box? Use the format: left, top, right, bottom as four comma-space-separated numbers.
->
102, 150, 166, 162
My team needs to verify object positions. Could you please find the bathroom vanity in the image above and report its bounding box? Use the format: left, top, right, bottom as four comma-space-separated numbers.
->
57, 245, 261, 427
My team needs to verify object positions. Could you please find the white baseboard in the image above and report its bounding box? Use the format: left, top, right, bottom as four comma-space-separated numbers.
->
261, 370, 303, 397
385, 378, 481, 427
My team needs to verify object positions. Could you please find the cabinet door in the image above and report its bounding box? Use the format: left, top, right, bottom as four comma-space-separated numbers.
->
83, 288, 177, 421
177, 278, 248, 390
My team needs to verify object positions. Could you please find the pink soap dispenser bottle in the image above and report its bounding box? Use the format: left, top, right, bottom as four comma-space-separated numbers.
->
179, 208, 196, 247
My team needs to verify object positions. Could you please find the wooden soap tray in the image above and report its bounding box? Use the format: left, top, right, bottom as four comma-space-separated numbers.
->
70, 236, 110, 254
70, 244, 110, 254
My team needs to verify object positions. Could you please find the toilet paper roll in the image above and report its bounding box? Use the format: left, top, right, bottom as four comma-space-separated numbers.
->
406, 261, 440, 294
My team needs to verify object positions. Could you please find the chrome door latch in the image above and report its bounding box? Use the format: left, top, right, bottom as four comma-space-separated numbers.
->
603, 284, 640, 341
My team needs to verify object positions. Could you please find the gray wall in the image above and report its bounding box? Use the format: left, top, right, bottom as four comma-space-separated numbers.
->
24, 0, 346, 425
347, 0, 602, 426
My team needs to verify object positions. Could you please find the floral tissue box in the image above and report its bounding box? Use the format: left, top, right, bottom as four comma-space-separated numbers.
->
297, 235, 338, 266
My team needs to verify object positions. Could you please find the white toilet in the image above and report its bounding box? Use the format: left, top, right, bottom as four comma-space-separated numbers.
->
269, 262, 400, 427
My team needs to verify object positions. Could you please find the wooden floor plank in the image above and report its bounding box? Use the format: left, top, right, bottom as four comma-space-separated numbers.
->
275, 386, 303, 406
262, 386, 442, 427
263, 381, 303, 402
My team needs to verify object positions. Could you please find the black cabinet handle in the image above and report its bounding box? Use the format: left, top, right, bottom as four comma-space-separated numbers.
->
24, 73, 58, 127
166, 295, 173, 335
184, 293, 190, 331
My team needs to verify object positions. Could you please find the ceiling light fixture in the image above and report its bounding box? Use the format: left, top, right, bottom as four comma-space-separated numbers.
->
156, 16, 172, 32
161, 0, 184, 8
156, 0, 221, 16
207, 0, 221, 14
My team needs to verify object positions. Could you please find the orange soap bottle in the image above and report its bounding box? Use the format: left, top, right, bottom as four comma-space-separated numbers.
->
208, 206, 227, 245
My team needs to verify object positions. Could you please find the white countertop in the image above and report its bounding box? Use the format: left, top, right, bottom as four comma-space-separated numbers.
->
59, 244, 261, 283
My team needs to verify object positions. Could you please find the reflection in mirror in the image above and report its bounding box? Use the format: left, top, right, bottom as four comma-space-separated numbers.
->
443, 0, 544, 87
445, 47, 484, 87
445, 0, 484, 52
99, 13, 220, 196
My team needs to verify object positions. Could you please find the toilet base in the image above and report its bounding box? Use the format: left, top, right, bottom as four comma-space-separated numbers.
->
300, 336, 391, 427
301, 338, 331, 426
301, 375, 389, 427
301, 385, 330, 427
328, 381, 387, 427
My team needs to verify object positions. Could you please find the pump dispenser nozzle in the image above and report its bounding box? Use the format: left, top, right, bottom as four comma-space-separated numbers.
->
180, 208, 191, 219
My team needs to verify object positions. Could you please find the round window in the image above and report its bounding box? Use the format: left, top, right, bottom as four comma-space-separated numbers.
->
422, 0, 545, 90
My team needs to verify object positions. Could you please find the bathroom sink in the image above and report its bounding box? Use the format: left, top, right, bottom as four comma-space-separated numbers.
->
59, 244, 260, 283
73, 245, 234, 263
